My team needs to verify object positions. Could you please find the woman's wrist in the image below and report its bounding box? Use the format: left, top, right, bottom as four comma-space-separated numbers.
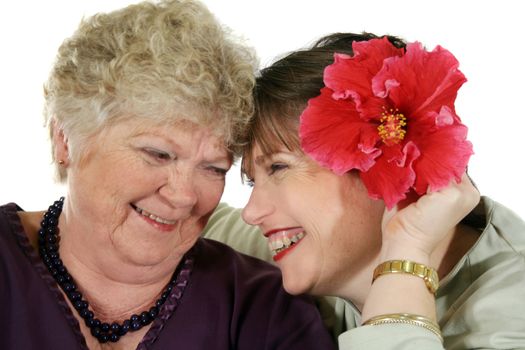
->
379, 241, 433, 267
373, 260, 439, 294
362, 245, 438, 323
361, 271, 438, 323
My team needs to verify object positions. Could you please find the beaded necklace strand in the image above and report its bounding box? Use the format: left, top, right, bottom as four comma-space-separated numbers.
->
38, 197, 181, 343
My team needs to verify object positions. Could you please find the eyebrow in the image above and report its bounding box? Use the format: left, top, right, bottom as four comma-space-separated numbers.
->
254, 151, 287, 166
132, 131, 231, 163
254, 154, 270, 166
205, 154, 232, 166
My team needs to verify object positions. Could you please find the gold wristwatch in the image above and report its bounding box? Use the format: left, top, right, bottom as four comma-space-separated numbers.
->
373, 260, 439, 294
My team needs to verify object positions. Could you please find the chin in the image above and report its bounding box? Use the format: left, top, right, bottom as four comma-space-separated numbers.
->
124, 249, 169, 267
116, 235, 180, 267
282, 276, 312, 296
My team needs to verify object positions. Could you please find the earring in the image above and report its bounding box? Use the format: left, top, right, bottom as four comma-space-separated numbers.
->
58, 160, 65, 165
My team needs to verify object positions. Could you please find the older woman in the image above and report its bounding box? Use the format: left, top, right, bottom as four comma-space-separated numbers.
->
0, 1, 336, 349
203, 33, 525, 349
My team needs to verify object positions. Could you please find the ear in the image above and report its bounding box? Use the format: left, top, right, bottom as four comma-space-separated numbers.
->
51, 119, 69, 166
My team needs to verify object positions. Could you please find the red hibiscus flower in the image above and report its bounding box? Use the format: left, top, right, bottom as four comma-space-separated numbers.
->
299, 37, 473, 209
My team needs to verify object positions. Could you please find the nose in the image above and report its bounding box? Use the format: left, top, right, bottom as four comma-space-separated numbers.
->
241, 185, 274, 226
159, 167, 198, 209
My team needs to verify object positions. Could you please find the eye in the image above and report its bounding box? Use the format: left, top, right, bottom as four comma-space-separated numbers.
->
143, 148, 174, 163
269, 163, 288, 175
207, 166, 228, 178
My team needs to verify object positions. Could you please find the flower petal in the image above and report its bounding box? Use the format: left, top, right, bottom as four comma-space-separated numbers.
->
430, 105, 456, 127
360, 142, 420, 209
300, 87, 381, 175
324, 37, 404, 118
372, 42, 467, 121
410, 123, 473, 194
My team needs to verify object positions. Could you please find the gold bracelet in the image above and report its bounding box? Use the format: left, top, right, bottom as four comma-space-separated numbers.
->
363, 313, 443, 343
373, 260, 439, 294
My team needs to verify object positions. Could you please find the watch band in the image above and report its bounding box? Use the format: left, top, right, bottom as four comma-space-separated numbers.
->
372, 260, 439, 294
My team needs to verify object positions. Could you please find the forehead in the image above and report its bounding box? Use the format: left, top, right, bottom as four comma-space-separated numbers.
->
102, 118, 229, 154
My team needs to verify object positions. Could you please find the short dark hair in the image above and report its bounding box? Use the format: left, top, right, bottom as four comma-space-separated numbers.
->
242, 32, 406, 178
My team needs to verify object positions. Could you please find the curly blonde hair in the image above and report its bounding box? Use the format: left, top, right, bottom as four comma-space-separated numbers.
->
44, 0, 256, 181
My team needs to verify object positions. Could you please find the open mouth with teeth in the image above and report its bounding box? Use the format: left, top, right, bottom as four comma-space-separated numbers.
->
131, 204, 177, 227
267, 229, 305, 262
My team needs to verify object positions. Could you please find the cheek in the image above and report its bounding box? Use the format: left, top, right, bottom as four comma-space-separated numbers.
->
195, 178, 225, 213
179, 179, 224, 237
77, 149, 145, 186
282, 175, 335, 217
323, 194, 383, 259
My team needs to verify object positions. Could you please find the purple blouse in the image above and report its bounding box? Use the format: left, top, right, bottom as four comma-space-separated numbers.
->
0, 203, 335, 349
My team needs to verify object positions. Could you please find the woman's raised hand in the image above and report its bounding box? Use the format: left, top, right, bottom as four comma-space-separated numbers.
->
380, 173, 480, 260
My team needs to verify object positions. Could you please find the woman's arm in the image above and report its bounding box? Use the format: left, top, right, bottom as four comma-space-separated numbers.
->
342, 174, 480, 349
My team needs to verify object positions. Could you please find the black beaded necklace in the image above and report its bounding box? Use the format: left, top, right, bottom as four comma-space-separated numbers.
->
38, 197, 179, 344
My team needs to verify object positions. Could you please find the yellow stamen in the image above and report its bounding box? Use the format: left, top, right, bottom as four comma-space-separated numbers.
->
377, 108, 407, 145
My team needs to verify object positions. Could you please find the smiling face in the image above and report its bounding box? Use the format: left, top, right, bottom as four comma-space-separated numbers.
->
56, 118, 230, 269
242, 144, 385, 297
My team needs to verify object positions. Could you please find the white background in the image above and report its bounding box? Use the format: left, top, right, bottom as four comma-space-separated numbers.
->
0, 1, 523, 219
